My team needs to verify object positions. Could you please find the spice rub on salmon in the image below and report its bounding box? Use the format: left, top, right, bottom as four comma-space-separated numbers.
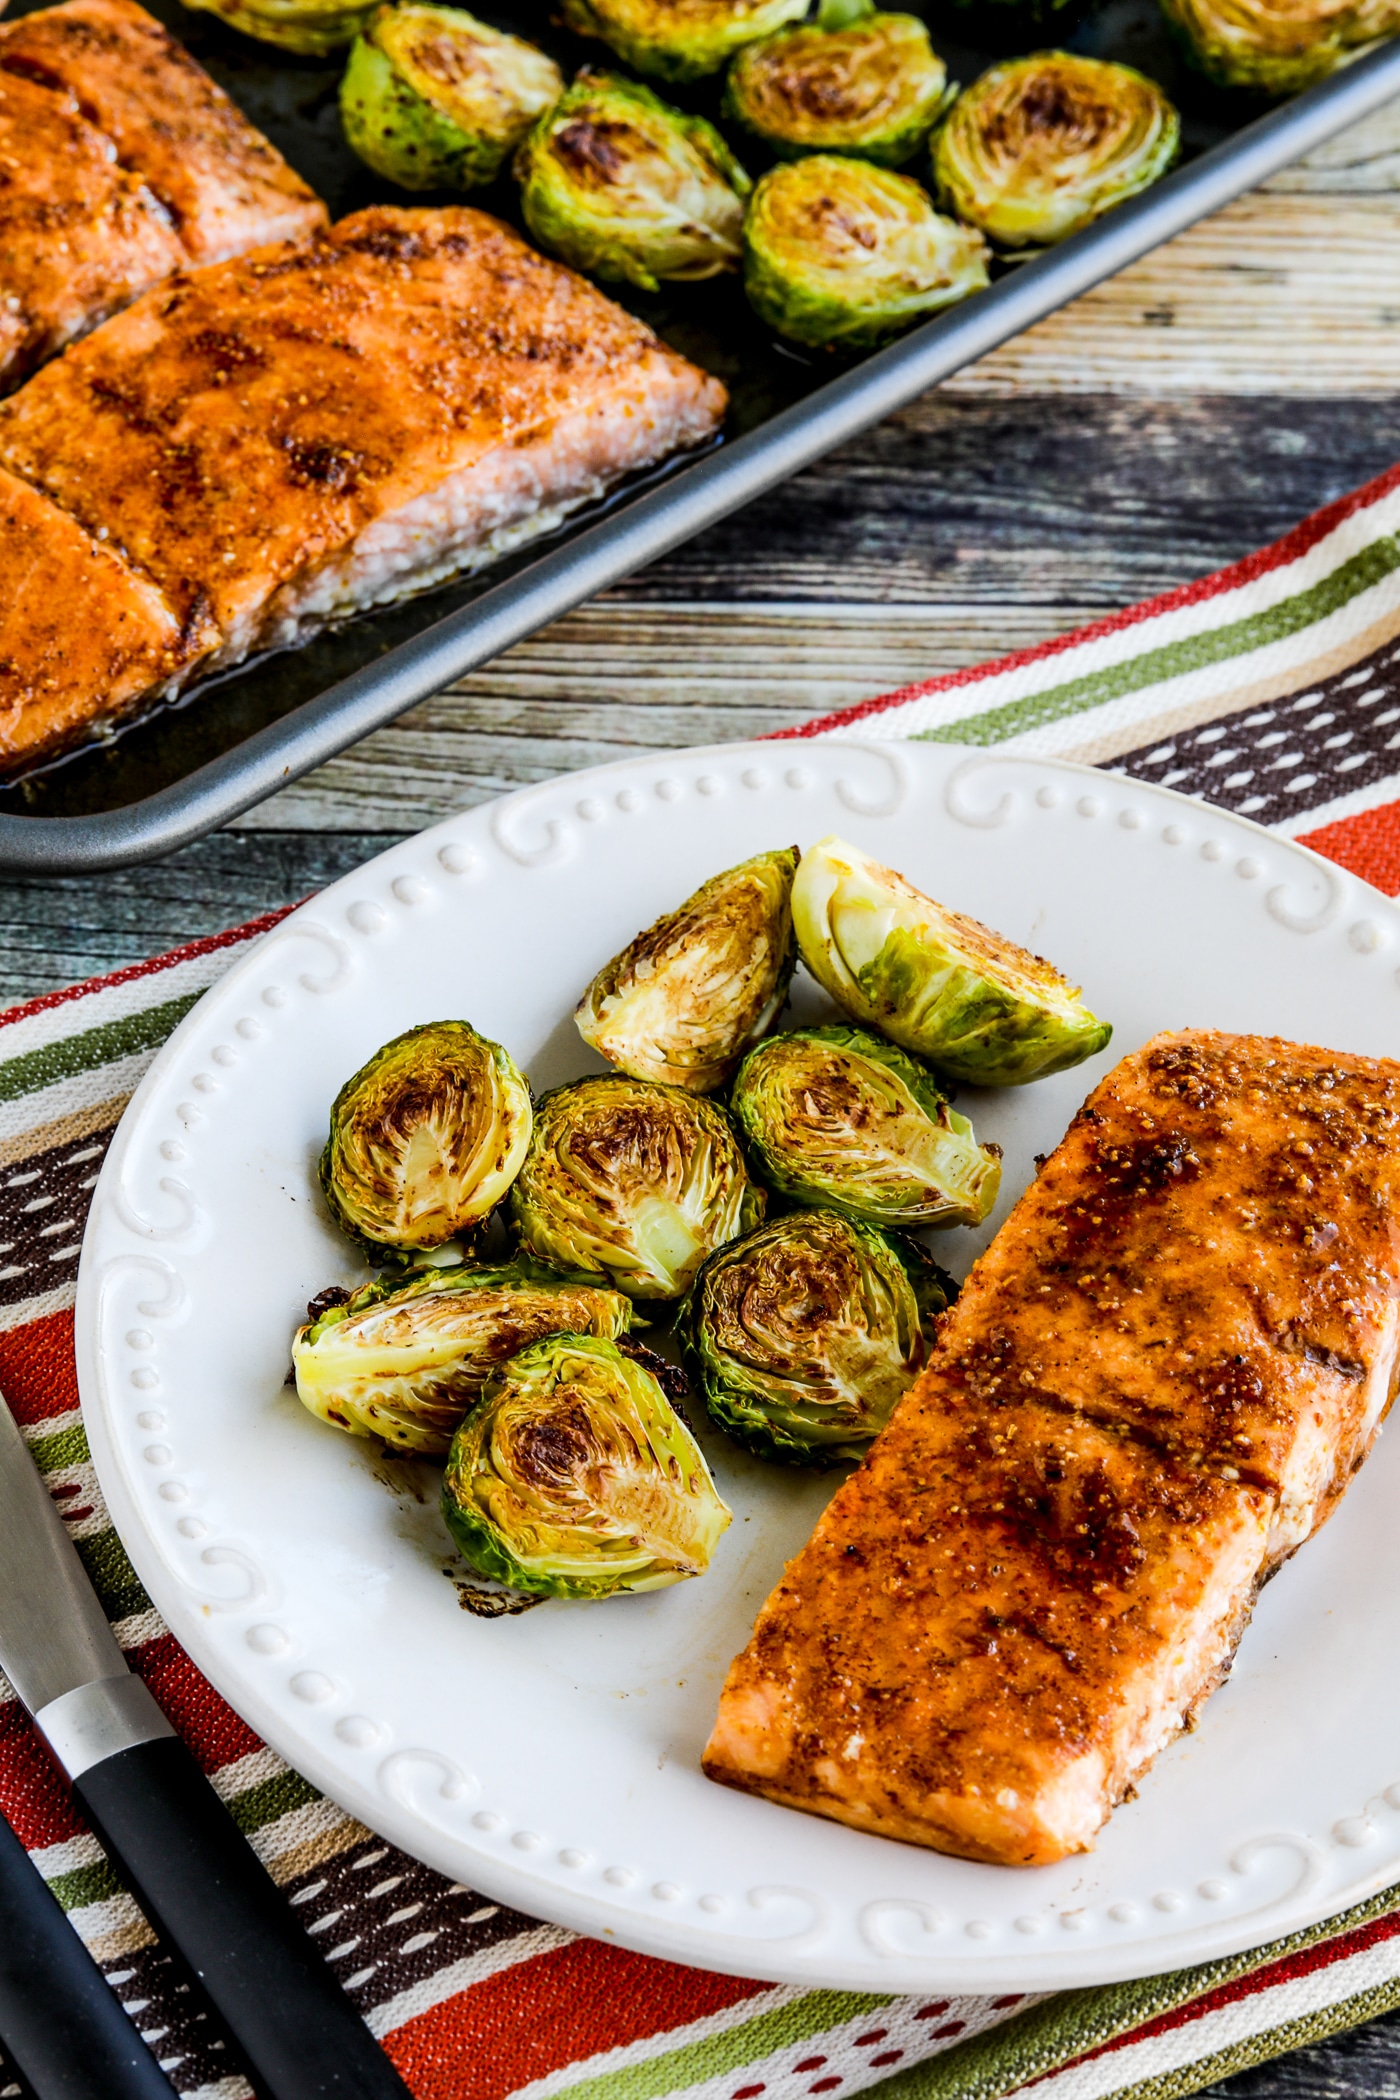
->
704, 1030, 1400, 1866
0, 463, 211, 763
0, 204, 726, 773
0, 0, 325, 261
0, 0, 324, 389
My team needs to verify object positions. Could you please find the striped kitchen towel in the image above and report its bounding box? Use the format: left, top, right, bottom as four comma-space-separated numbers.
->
4, 456, 1400, 2100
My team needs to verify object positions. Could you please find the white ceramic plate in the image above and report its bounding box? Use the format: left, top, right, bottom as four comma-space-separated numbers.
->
76, 740, 1400, 1994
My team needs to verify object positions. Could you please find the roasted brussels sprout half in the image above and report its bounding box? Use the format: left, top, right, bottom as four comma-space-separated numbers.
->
743, 156, 989, 350
932, 54, 1180, 250
515, 72, 750, 291
185, 0, 374, 53
340, 4, 563, 190
732, 1024, 1000, 1229
509, 1073, 764, 1299
291, 1256, 634, 1455
557, 0, 807, 82
792, 835, 1111, 1085
724, 0, 953, 167
679, 1209, 952, 1466
320, 1020, 532, 1259
576, 848, 797, 1093
441, 1331, 731, 1595
1159, 0, 1397, 93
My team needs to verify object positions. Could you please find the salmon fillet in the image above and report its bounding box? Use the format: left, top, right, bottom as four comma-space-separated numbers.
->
0, 0, 326, 262
0, 463, 211, 761
705, 1030, 1400, 1865
0, 205, 725, 771
0, 67, 184, 388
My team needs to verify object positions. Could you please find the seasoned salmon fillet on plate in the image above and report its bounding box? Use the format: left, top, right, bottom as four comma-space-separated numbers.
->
0, 206, 726, 772
705, 1030, 1400, 1865
0, 0, 324, 389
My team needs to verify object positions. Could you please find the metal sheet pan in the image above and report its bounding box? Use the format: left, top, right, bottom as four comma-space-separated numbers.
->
4, 0, 1399, 871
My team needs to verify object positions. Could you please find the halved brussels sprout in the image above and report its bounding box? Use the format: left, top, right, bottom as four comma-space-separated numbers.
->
508, 1073, 763, 1299
792, 835, 1111, 1085
442, 1331, 731, 1595
340, 4, 563, 190
679, 1209, 953, 1466
515, 71, 750, 291
1159, 0, 1396, 93
575, 848, 797, 1093
184, 0, 374, 53
743, 156, 989, 350
557, 0, 808, 82
732, 1024, 1000, 1229
320, 1020, 532, 1258
932, 54, 1180, 250
291, 1255, 633, 1455
724, 0, 953, 168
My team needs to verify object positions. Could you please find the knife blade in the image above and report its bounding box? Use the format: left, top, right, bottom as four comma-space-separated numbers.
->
0, 1392, 412, 2100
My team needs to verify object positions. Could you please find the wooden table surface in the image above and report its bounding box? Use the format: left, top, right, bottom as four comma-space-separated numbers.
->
10, 94, 1400, 2097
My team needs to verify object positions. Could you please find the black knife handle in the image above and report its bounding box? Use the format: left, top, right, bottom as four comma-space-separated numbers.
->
73, 1738, 411, 2100
0, 1807, 175, 2100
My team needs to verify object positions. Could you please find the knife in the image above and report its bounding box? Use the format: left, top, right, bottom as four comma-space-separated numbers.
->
0, 1393, 412, 2100
0, 1803, 176, 2100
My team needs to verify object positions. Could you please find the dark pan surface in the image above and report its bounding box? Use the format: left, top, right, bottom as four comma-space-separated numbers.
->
0, 0, 1393, 850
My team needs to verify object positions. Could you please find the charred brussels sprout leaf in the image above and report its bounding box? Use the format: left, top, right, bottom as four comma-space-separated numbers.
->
1159, 0, 1399, 93
509, 1073, 763, 1299
442, 1331, 731, 1595
341, 4, 562, 189
932, 53, 1179, 249
185, 0, 375, 53
732, 1024, 1000, 1228
792, 835, 1111, 1085
576, 847, 797, 1092
557, 0, 807, 81
291, 1255, 633, 1455
515, 71, 750, 290
724, 0, 953, 167
320, 1020, 532, 1258
679, 1209, 953, 1466
743, 156, 988, 350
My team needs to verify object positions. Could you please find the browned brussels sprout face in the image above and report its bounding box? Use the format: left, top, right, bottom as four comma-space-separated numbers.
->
679, 1208, 953, 1464
557, 0, 807, 81
320, 1020, 532, 1258
508, 1073, 763, 1298
724, 0, 953, 168
441, 1331, 731, 1595
743, 156, 989, 350
932, 53, 1180, 250
185, 0, 374, 53
1159, 0, 1397, 92
792, 835, 1111, 1085
731, 1023, 1000, 1228
291, 1255, 633, 1454
575, 847, 797, 1092
340, 4, 563, 190
515, 71, 750, 292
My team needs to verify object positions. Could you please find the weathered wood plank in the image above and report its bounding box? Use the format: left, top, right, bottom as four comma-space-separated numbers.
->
613, 396, 1400, 603
1266, 94, 1400, 191
944, 197, 1400, 396
232, 606, 1088, 831
0, 832, 399, 1004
